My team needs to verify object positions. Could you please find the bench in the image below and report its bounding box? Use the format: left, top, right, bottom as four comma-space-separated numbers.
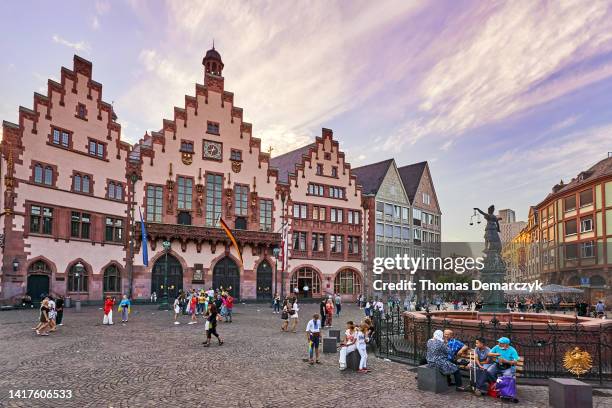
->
457, 349, 524, 377
417, 365, 451, 393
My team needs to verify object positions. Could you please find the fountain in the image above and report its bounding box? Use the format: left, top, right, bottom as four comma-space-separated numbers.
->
398, 205, 612, 384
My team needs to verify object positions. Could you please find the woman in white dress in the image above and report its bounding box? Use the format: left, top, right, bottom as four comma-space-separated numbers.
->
173, 297, 181, 325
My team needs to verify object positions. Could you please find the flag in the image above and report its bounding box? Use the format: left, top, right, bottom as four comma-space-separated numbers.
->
138, 207, 149, 266
218, 217, 243, 266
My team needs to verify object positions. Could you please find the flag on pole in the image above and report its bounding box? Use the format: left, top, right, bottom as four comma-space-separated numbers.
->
138, 207, 149, 266
218, 217, 243, 266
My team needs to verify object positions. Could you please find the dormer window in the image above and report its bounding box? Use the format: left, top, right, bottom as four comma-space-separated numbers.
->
207, 121, 220, 135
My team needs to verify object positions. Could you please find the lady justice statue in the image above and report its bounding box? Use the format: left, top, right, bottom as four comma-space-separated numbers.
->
472, 205, 506, 312
473, 205, 502, 254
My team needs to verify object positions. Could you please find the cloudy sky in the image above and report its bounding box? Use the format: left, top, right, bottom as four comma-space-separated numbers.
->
1, 0, 611, 241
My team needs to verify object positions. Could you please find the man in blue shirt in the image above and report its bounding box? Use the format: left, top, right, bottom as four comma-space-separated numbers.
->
444, 329, 468, 362
487, 337, 519, 379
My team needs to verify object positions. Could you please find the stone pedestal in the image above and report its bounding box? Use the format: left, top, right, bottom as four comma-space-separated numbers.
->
346, 350, 361, 371
322, 337, 337, 354
549, 378, 592, 408
328, 329, 340, 342
417, 365, 451, 393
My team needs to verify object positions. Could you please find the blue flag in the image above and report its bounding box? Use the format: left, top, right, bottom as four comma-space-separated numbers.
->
138, 207, 149, 266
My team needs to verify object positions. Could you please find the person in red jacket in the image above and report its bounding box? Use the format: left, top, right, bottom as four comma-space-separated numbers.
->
103, 296, 115, 325
224, 294, 234, 323
188, 294, 198, 325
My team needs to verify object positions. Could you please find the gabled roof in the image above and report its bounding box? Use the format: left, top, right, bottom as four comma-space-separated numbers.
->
397, 161, 427, 202
351, 159, 394, 196
269, 144, 315, 183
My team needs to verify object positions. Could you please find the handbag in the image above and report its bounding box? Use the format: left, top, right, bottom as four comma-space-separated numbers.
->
281, 311, 288, 319
204, 320, 210, 331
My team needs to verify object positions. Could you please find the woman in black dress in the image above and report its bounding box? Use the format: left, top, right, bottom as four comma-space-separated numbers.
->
203, 303, 223, 347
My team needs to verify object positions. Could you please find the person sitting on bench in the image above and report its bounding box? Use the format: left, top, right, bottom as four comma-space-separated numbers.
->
444, 329, 469, 366
473, 337, 492, 395
426, 330, 469, 392
487, 337, 519, 379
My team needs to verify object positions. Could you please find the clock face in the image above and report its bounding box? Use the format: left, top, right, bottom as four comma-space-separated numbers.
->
203, 140, 222, 160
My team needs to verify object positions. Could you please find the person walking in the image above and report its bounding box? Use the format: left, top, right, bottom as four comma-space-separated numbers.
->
173, 297, 181, 325
290, 299, 300, 333
47, 296, 57, 332
319, 298, 327, 328
103, 296, 115, 325
325, 299, 334, 327
55, 295, 64, 326
36, 298, 51, 336
203, 303, 223, 347
119, 295, 131, 323
197, 291, 207, 315
188, 294, 198, 324
280, 300, 290, 332
224, 294, 234, 323
273, 293, 281, 314
305, 313, 322, 365
335, 293, 342, 317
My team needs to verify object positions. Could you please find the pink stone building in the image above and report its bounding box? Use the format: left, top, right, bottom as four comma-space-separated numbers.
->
0, 48, 439, 304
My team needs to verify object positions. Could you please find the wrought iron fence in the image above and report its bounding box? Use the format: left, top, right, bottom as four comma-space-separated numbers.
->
373, 305, 612, 385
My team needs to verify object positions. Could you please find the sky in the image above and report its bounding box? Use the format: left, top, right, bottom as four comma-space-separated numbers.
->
1, 0, 612, 241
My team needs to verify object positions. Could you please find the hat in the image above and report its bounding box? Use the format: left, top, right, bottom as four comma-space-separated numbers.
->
497, 337, 510, 344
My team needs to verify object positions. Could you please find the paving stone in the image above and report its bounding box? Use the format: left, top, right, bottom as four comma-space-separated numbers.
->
0, 304, 610, 407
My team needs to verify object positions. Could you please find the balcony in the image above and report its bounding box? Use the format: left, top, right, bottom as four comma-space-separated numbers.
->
135, 221, 281, 250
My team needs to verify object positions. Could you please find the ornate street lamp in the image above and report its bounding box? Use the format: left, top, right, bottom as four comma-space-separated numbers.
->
159, 240, 172, 310
75, 261, 84, 312
273, 247, 280, 297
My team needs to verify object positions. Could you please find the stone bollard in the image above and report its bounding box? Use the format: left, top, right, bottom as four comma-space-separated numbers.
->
417, 365, 451, 394
322, 337, 337, 354
328, 329, 341, 342
549, 378, 592, 408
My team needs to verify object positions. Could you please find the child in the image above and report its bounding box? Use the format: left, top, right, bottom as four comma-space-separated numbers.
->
305, 313, 322, 365
473, 337, 491, 394
356, 323, 369, 373
103, 296, 115, 325
119, 295, 131, 323
173, 297, 181, 325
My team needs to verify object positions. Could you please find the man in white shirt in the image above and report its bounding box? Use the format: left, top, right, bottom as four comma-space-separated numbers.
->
305, 313, 322, 364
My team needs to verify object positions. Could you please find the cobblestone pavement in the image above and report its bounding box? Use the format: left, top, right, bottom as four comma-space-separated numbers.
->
0, 303, 610, 408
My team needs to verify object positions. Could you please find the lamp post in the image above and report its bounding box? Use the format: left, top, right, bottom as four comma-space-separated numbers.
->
127, 172, 138, 299
75, 261, 84, 312
159, 240, 171, 310
273, 247, 280, 297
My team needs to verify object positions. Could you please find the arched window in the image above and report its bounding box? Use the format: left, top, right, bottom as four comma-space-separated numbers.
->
68, 263, 88, 292
34, 164, 43, 183
103, 264, 121, 293
334, 269, 361, 295
590, 275, 606, 287
44, 166, 53, 185
29, 260, 51, 274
